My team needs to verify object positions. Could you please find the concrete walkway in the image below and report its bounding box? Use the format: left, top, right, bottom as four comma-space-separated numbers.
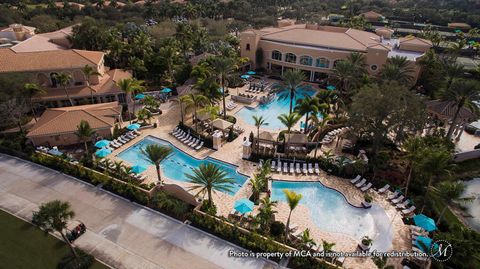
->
0, 154, 277, 269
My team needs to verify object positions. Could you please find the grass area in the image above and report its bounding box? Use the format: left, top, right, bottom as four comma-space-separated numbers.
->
0, 210, 108, 269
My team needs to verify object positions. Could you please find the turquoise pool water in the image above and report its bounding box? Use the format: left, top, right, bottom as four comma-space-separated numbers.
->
117, 136, 247, 195
271, 180, 392, 251
235, 86, 319, 130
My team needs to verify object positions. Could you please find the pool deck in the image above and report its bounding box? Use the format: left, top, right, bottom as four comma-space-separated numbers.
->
104, 82, 412, 269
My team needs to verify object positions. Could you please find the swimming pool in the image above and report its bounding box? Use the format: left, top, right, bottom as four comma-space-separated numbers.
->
271, 180, 393, 251
117, 136, 248, 195
235, 86, 319, 130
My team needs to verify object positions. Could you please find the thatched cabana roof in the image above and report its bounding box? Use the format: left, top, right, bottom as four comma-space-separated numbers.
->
212, 118, 233, 130
258, 131, 278, 141
285, 133, 308, 144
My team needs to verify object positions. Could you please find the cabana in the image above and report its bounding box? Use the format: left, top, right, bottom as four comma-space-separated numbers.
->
285, 133, 308, 154
212, 118, 233, 131
253, 131, 278, 155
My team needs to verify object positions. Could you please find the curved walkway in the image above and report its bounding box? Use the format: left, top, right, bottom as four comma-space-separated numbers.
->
0, 154, 277, 269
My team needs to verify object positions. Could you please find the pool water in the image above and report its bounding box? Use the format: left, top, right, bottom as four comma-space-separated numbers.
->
271, 181, 393, 251
235, 86, 319, 130
117, 136, 247, 195
462, 178, 480, 232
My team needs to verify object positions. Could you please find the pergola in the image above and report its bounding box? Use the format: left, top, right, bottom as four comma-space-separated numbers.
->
285, 133, 309, 153
212, 118, 233, 131
426, 100, 476, 139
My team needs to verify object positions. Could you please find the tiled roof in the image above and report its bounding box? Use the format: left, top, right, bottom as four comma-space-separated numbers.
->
427, 100, 475, 121
360, 11, 383, 19
10, 35, 66, 52
27, 102, 121, 137
399, 36, 433, 46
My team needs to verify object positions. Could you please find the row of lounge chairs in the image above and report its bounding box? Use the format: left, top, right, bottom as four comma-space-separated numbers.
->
350, 175, 373, 192
386, 190, 416, 216
270, 160, 321, 175
410, 225, 430, 261
104, 131, 140, 150
226, 101, 238, 110
97, 159, 147, 182
246, 83, 266, 93
171, 127, 204, 150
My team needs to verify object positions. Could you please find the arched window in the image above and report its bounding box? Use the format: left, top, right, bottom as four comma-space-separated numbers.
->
333, 60, 342, 68
271, 50, 282, 61
246, 43, 250, 51
315, 58, 330, 68
285, 53, 297, 63
299, 56, 313, 66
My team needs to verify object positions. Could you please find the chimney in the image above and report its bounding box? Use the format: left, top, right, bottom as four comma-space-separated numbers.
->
10, 24, 26, 41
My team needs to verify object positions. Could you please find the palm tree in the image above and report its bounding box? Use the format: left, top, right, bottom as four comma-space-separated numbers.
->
54, 72, 73, 106
199, 104, 220, 132
283, 189, 302, 241
441, 59, 465, 91
180, 93, 209, 132
186, 163, 235, 208
256, 197, 277, 233
278, 113, 301, 134
141, 144, 173, 184
250, 173, 267, 203
310, 114, 331, 158
432, 181, 474, 224
82, 65, 102, 104
32, 200, 78, 257
322, 240, 336, 252
116, 78, 145, 123
23, 83, 46, 122
440, 79, 480, 139
331, 52, 367, 97
274, 69, 306, 114
252, 115, 268, 152
380, 56, 415, 84
211, 56, 236, 119
136, 108, 153, 124
295, 96, 325, 133
402, 137, 425, 196
298, 229, 316, 250
74, 120, 95, 153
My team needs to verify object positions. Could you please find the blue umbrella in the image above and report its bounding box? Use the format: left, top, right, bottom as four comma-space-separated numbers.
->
127, 123, 141, 130
160, 88, 172, 93
95, 139, 111, 148
95, 148, 112, 158
413, 214, 437, 232
240, 74, 250, 79
234, 198, 254, 214
326, 85, 336, 91
48, 148, 63, 156
131, 164, 147, 174
415, 236, 433, 253
246, 71, 256, 75
135, 93, 146, 100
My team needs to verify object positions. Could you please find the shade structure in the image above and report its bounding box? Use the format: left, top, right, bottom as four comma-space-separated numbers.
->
131, 164, 147, 174
160, 88, 172, 93
135, 93, 146, 100
246, 71, 256, 75
95, 140, 111, 148
127, 123, 141, 130
240, 74, 250, 79
413, 214, 437, 232
212, 118, 233, 130
95, 148, 112, 158
234, 198, 254, 214
326, 85, 336, 91
415, 236, 433, 253
48, 149, 63, 156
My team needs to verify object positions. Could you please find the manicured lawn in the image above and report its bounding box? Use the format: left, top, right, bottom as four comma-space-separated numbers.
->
0, 210, 108, 269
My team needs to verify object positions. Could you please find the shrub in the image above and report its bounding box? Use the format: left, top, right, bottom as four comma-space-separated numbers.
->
57, 250, 94, 269
270, 221, 285, 237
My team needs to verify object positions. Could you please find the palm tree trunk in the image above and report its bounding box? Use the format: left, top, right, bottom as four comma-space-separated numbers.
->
61, 231, 78, 257
222, 78, 227, 119
436, 206, 448, 225
208, 188, 213, 208
30, 101, 38, 122
284, 210, 292, 242
404, 164, 413, 197
155, 164, 162, 185
194, 106, 198, 132
180, 101, 184, 124
446, 102, 463, 139
289, 91, 294, 114
84, 141, 88, 153
257, 127, 260, 153
64, 86, 74, 106
304, 113, 309, 134
87, 81, 94, 104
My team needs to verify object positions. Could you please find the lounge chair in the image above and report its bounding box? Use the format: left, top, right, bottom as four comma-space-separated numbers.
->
336, 256, 345, 266
396, 199, 410, 209
271, 161, 276, 171
361, 183, 372, 192
378, 184, 390, 194
391, 195, 405, 204
172, 127, 179, 134
288, 223, 299, 231
295, 163, 301, 174
387, 190, 401, 200
314, 163, 320, 174
117, 137, 128, 144
133, 130, 141, 135
195, 141, 204, 150
183, 136, 193, 144
121, 135, 131, 141
188, 138, 198, 147
308, 163, 314, 174
291, 229, 303, 239
402, 206, 416, 215
181, 135, 191, 143
350, 175, 361, 184
355, 178, 366, 188
110, 142, 120, 149
410, 225, 426, 233
113, 139, 123, 145
175, 130, 184, 138
126, 133, 136, 139
277, 161, 282, 172
302, 163, 308, 174
289, 162, 294, 174
127, 131, 138, 137
105, 145, 115, 151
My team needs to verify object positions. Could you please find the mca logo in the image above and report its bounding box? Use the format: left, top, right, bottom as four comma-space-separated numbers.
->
430, 240, 453, 262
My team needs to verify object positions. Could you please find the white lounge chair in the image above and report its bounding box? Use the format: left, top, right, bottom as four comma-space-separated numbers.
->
355, 178, 366, 188
271, 161, 276, 171
391, 195, 405, 204
117, 137, 128, 144
175, 130, 184, 138
314, 163, 320, 174
387, 190, 401, 200
410, 225, 425, 233
302, 163, 308, 174
350, 175, 361, 184
396, 199, 410, 209
308, 163, 314, 174
113, 139, 123, 145
195, 141, 204, 150
181, 135, 191, 143
361, 183, 372, 192
288, 223, 299, 231
402, 206, 416, 215
183, 136, 193, 144
378, 184, 390, 194
289, 162, 294, 174
188, 138, 198, 147
121, 135, 131, 141
295, 163, 301, 174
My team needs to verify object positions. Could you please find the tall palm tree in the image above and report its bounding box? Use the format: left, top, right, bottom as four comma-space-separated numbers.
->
32, 200, 78, 257
256, 197, 277, 233
441, 59, 465, 91
402, 137, 425, 196
380, 56, 415, 84
331, 52, 366, 97
180, 93, 209, 132
294, 96, 325, 134
283, 189, 302, 242
310, 114, 331, 158
211, 56, 236, 119
298, 229, 316, 250
54, 72, 74, 106
432, 181, 474, 224
186, 163, 234, 208
74, 120, 96, 153
252, 115, 268, 152
141, 144, 173, 185
278, 112, 301, 136
116, 78, 145, 123
23, 83, 46, 122
274, 69, 306, 114
440, 79, 480, 139
82, 65, 102, 104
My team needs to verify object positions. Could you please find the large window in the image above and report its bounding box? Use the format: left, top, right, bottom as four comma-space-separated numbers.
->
315, 58, 330, 68
285, 53, 297, 63
299, 56, 313, 66
271, 50, 282, 61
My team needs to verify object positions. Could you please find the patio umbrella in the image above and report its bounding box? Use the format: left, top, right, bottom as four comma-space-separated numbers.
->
326, 85, 336, 91
246, 71, 256, 75
413, 214, 437, 232
160, 88, 172, 93
135, 93, 146, 100
48, 148, 63, 156
131, 164, 147, 174
415, 236, 433, 253
127, 123, 141, 130
95, 148, 112, 158
95, 139, 111, 148
234, 198, 254, 215
240, 74, 250, 79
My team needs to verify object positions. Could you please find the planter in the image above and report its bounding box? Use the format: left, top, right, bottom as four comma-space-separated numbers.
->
231, 95, 256, 104
361, 201, 372, 208
359, 242, 371, 251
